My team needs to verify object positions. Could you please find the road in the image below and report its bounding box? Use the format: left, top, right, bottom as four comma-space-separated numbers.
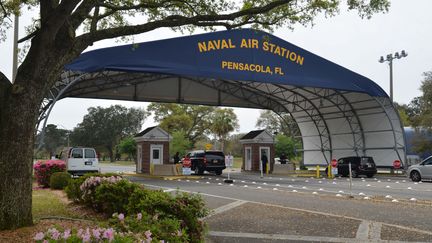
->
127, 172, 432, 232
96, 166, 432, 242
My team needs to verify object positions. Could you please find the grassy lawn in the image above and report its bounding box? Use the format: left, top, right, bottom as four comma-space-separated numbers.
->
32, 189, 75, 220
0, 188, 98, 242
99, 160, 136, 166
233, 157, 242, 168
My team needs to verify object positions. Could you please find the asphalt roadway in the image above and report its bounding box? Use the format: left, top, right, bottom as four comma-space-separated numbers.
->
126, 172, 432, 243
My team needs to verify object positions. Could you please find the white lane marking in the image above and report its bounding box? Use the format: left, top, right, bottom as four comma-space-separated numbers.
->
203, 200, 247, 220
163, 188, 175, 192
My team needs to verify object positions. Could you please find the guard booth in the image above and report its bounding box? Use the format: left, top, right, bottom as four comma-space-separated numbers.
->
134, 126, 172, 174
240, 130, 275, 173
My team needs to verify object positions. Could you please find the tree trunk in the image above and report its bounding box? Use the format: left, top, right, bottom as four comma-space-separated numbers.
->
106, 145, 114, 162
0, 80, 40, 229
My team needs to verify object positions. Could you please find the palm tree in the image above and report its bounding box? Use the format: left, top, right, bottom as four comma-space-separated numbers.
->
210, 109, 239, 152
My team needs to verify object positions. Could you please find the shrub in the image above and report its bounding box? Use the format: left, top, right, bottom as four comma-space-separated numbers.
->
80, 176, 123, 208
127, 189, 209, 243
65, 173, 122, 203
64, 174, 208, 242
93, 180, 139, 215
34, 226, 143, 242
49, 172, 71, 189
33, 160, 66, 187
110, 213, 188, 242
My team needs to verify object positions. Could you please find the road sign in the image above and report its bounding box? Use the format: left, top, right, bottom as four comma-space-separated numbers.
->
205, 143, 212, 150
331, 159, 338, 168
182, 157, 191, 168
393, 160, 401, 169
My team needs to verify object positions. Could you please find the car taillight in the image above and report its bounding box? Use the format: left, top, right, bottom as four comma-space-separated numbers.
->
203, 157, 207, 165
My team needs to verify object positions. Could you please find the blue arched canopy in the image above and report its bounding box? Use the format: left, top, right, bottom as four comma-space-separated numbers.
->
41, 29, 405, 167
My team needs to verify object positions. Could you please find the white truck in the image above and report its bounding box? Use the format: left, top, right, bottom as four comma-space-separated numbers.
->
59, 147, 100, 176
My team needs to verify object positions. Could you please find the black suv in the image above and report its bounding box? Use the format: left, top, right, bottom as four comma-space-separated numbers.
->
184, 150, 226, 175
337, 156, 377, 178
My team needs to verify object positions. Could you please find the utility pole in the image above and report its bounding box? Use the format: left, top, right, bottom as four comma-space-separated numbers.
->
379, 50, 408, 103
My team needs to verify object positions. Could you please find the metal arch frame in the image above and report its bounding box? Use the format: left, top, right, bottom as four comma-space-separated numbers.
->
37, 70, 406, 167
374, 96, 406, 164
36, 72, 87, 150
182, 77, 315, 144
253, 84, 332, 163
62, 72, 172, 99
291, 87, 365, 157
219, 81, 333, 164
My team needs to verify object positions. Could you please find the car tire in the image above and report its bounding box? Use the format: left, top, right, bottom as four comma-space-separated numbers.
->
366, 174, 374, 178
215, 170, 222, 175
410, 171, 421, 182
351, 170, 358, 178
194, 166, 201, 175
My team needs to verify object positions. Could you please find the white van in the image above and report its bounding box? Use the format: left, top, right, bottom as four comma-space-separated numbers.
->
59, 147, 100, 176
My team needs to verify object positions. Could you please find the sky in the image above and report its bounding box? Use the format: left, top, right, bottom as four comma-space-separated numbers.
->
1, 0, 431, 133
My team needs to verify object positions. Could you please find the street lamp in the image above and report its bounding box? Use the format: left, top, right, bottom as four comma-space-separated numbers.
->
379, 50, 408, 102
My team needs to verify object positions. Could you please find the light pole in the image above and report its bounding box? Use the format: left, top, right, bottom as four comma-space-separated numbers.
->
379, 50, 408, 102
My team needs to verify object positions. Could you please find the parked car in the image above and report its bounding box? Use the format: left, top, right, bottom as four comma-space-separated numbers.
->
58, 147, 100, 176
337, 156, 377, 178
407, 156, 432, 182
182, 150, 226, 175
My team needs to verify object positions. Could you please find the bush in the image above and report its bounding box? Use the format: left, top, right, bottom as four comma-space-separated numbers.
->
80, 176, 123, 208
65, 173, 121, 203
127, 189, 209, 243
64, 174, 208, 242
110, 212, 189, 242
93, 179, 139, 215
49, 172, 71, 189
33, 160, 66, 187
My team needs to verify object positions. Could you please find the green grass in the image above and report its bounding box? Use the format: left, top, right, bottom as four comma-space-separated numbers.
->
233, 157, 242, 168
98, 160, 136, 166
32, 189, 74, 220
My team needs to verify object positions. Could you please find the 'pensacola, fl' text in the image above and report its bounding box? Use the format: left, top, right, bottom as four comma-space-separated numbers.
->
197, 38, 305, 76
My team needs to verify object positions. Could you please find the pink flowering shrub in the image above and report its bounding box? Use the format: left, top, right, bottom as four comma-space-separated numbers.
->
33, 160, 66, 187
34, 227, 137, 242
110, 212, 188, 242
34, 213, 178, 242
80, 176, 124, 209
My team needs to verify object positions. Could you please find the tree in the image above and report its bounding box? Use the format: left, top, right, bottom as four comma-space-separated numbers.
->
147, 103, 215, 145
36, 124, 69, 158
170, 131, 192, 157
224, 133, 245, 157
274, 134, 298, 159
118, 136, 137, 161
210, 108, 239, 152
255, 110, 297, 136
69, 105, 147, 162
393, 103, 411, 127
0, 0, 390, 230
415, 71, 432, 129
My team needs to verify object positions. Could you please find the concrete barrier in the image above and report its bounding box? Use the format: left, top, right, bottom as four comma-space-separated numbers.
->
273, 163, 295, 175
152, 164, 179, 176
